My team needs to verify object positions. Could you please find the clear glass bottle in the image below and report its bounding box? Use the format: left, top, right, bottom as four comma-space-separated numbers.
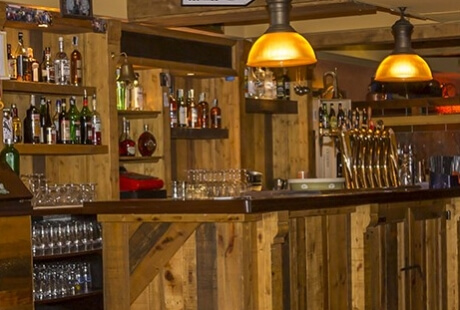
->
119, 117, 135, 156
91, 94, 102, 145
44, 99, 55, 144
169, 92, 178, 128
70, 36, 82, 86
177, 89, 187, 127
7, 43, 17, 80
130, 73, 144, 110
198, 92, 209, 128
137, 124, 157, 157
55, 37, 70, 85
14, 32, 28, 81
210, 98, 222, 129
2, 108, 12, 143
59, 99, 71, 144
41, 47, 55, 83
11, 104, 22, 143
80, 90, 93, 144
116, 68, 126, 110
29, 47, 40, 82
187, 89, 198, 128
0, 139, 20, 175
68, 96, 81, 144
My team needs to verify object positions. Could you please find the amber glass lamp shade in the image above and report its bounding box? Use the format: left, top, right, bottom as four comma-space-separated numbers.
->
375, 8, 432, 82
247, 31, 316, 67
375, 54, 432, 82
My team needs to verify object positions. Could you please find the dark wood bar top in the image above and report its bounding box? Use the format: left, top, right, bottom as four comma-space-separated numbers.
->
83, 187, 460, 214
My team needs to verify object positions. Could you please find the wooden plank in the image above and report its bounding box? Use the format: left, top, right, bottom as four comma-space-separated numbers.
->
196, 223, 218, 309
0, 216, 33, 310
101, 221, 130, 310
15, 144, 108, 155
446, 199, 459, 310
98, 213, 258, 223
289, 217, 306, 310
327, 213, 351, 310
2, 80, 96, 96
129, 222, 199, 303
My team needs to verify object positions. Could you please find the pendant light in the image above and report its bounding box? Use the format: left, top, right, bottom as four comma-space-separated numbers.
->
375, 8, 432, 82
246, 0, 317, 68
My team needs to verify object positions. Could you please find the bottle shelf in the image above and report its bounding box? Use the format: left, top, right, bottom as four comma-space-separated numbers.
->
16, 144, 108, 155
171, 128, 229, 140
117, 110, 162, 119
33, 248, 102, 262
34, 289, 103, 305
245, 98, 298, 114
119, 155, 163, 163
2, 80, 96, 97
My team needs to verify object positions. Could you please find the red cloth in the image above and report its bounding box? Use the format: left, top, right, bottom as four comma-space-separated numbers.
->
119, 172, 164, 191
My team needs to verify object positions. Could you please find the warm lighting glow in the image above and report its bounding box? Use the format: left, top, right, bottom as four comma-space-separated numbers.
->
375, 54, 433, 82
247, 32, 316, 67
375, 7, 432, 83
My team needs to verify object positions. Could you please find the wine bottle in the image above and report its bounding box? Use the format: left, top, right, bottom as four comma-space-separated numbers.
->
119, 117, 135, 156
11, 104, 22, 143
7, 44, 17, 80
44, 99, 55, 144
91, 94, 102, 145
68, 96, 81, 144
59, 99, 71, 144
169, 92, 178, 128
0, 139, 20, 175
14, 32, 28, 81
70, 36, 83, 86
23, 94, 40, 144
177, 89, 187, 127
210, 98, 221, 129
198, 92, 209, 128
80, 90, 93, 144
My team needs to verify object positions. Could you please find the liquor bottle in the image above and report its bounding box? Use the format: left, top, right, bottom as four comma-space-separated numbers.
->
137, 124, 157, 157
14, 32, 28, 81
0, 139, 20, 175
53, 100, 62, 143
44, 99, 55, 144
70, 36, 82, 86
318, 104, 324, 131
321, 102, 330, 130
2, 108, 12, 143
283, 68, 291, 100
119, 117, 135, 156
177, 89, 187, 127
11, 104, 22, 143
198, 92, 209, 128
59, 99, 71, 144
362, 108, 368, 129
23, 95, 40, 144
337, 103, 345, 129
169, 92, 178, 128
187, 89, 199, 128
80, 90, 93, 144
7, 44, 17, 80
39, 96, 47, 143
55, 37, 70, 85
41, 47, 55, 83
210, 98, 222, 129
276, 69, 285, 100
91, 94, 102, 145
130, 73, 144, 110
116, 68, 126, 110
329, 103, 337, 129
68, 96, 81, 144
28, 48, 40, 82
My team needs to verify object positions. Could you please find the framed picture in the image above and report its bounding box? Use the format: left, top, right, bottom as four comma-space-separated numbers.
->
60, 0, 93, 19
0, 32, 9, 80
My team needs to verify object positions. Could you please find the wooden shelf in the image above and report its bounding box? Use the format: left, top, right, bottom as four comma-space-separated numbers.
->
16, 144, 108, 155
119, 156, 163, 163
34, 248, 102, 262
117, 110, 161, 119
34, 289, 103, 305
374, 114, 460, 127
245, 98, 298, 114
353, 96, 460, 114
171, 128, 229, 140
2, 80, 96, 96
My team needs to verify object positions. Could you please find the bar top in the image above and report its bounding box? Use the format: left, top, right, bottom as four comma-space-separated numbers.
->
83, 187, 460, 215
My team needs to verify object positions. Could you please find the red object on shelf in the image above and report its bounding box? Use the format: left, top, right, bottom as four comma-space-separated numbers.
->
120, 171, 164, 191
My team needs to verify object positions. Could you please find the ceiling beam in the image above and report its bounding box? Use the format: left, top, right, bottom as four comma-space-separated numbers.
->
127, 0, 376, 27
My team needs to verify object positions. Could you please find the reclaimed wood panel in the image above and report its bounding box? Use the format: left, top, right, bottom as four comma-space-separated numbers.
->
0, 216, 32, 310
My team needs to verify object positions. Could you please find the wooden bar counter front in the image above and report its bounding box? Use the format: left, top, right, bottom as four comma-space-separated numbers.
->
87, 188, 460, 310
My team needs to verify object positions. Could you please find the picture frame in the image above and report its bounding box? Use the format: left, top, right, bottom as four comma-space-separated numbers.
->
60, 0, 93, 19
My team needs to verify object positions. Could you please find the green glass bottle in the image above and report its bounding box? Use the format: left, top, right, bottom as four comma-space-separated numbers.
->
68, 96, 81, 144
0, 139, 20, 175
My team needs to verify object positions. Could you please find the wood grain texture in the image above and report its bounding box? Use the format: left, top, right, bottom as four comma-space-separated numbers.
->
0, 216, 33, 310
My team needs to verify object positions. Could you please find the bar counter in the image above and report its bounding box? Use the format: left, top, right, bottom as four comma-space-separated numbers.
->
85, 187, 460, 310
